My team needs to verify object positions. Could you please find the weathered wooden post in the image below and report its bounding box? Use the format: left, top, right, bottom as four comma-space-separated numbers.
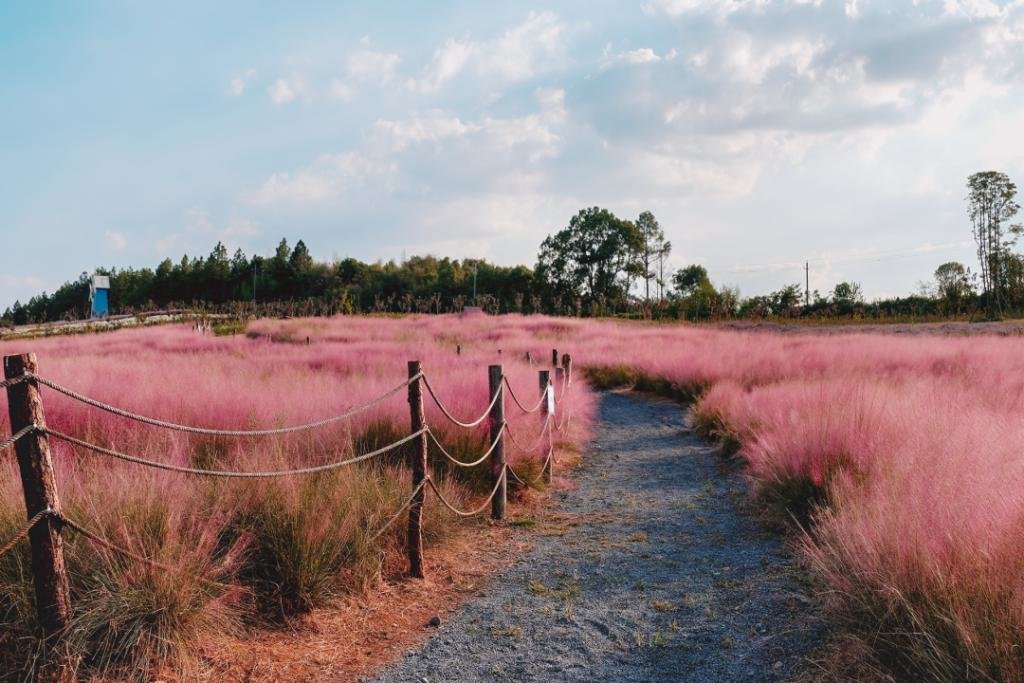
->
551, 349, 559, 367
562, 354, 573, 386
406, 361, 428, 578
539, 369, 552, 484
3, 353, 71, 639
456, 344, 461, 356
488, 364, 506, 520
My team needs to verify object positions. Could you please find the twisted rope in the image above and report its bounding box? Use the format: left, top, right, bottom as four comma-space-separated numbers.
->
502, 376, 547, 414
427, 468, 506, 517
421, 374, 501, 429
503, 415, 552, 454
0, 375, 27, 391
0, 508, 55, 558
426, 425, 503, 468
367, 479, 429, 543
57, 513, 233, 587
44, 427, 426, 478
0, 424, 36, 453
506, 449, 553, 489
24, 372, 419, 437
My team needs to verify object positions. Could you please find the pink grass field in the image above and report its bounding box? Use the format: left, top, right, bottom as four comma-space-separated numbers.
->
3, 313, 1024, 678
573, 319, 1024, 679
0, 315, 593, 678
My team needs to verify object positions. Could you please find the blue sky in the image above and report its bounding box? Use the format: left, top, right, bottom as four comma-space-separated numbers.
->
2, 0, 1023, 309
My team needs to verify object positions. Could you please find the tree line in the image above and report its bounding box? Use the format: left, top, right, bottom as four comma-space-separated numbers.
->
3, 171, 1020, 325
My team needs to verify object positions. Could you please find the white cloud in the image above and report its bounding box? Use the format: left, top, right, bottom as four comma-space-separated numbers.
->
346, 49, 400, 84
268, 73, 308, 104
155, 210, 262, 255
0, 274, 48, 294
372, 113, 479, 152
183, 207, 213, 233
328, 79, 355, 102
409, 11, 566, 92
622, 48, 662, 64
227, 68, 257, 96
409, 38, 477, 92
251, 86, 568, 210
104, 231, 128, 251
247, 152, 397, 204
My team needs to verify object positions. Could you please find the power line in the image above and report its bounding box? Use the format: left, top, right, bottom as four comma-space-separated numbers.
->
722, 241, 974, 275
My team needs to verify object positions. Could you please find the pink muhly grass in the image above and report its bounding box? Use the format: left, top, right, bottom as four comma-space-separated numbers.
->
0, 315, 595, 677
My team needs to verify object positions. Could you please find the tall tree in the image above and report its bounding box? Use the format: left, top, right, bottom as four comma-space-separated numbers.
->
968, 171, 1020, 318
635, 211, 671, 301
672, 264, 711, 297
535, 207, 641, 304
933, 261, 972, 302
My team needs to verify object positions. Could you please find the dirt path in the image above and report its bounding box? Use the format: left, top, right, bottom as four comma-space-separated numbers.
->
368, 391, 826, 682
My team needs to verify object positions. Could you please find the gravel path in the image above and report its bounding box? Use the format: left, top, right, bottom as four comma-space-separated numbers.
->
370, 391, 826, 683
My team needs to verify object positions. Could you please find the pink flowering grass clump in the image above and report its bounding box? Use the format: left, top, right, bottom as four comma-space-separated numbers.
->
0, 316, 594, 678
571, 319, 1024, 678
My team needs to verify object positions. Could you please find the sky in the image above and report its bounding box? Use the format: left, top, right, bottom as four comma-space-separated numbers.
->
2, 0, 1024, 310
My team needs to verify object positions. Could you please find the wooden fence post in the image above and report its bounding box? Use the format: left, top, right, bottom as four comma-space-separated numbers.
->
539, 370, 551, 484
406, 360, 428, 578
3, 353, 71, 639
488, 364, 506, 520
562, 354, 572, 386
551, 349, 559, 367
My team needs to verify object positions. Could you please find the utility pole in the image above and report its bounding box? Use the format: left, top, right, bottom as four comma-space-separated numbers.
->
805, 261, 810, 307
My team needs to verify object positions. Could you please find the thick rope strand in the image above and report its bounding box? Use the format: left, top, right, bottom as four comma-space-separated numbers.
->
367, 479, 429, 543
426, 425, 504, 468
427, 468, 507, 517
502, 376, 547, 414
0, 424, 36, 453
44, 427, 426, 478
24, 372, 418, 437
0, 509, 54, 558
421, 374, 501, 429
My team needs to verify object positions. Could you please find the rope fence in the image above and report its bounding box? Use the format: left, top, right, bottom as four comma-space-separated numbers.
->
421, 374, 502, 428
1, 348, 575, 646
22, 372, 420, 436
426, 469, 508, 517
503, 375, 548, 414
43, 426, 427, 478
0, 508, 54, 559
0, 423, 36, 453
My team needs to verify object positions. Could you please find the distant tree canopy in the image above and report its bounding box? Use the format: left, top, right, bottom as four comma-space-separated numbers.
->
1, 240, 538, 324
535, 207, 640, 306
15, 185, 1024, 327
534, 206, 674, 313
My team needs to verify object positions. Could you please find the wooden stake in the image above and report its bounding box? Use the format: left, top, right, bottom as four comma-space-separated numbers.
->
406, 360, 428, 578
3, 353, 71, 639
551, 349, 559, 367
539, 370, 551, 484
488, 365, 506, 520
562, 354, 572, 386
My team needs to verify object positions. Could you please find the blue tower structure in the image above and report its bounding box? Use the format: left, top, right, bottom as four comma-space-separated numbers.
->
90, 275, 110, 318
